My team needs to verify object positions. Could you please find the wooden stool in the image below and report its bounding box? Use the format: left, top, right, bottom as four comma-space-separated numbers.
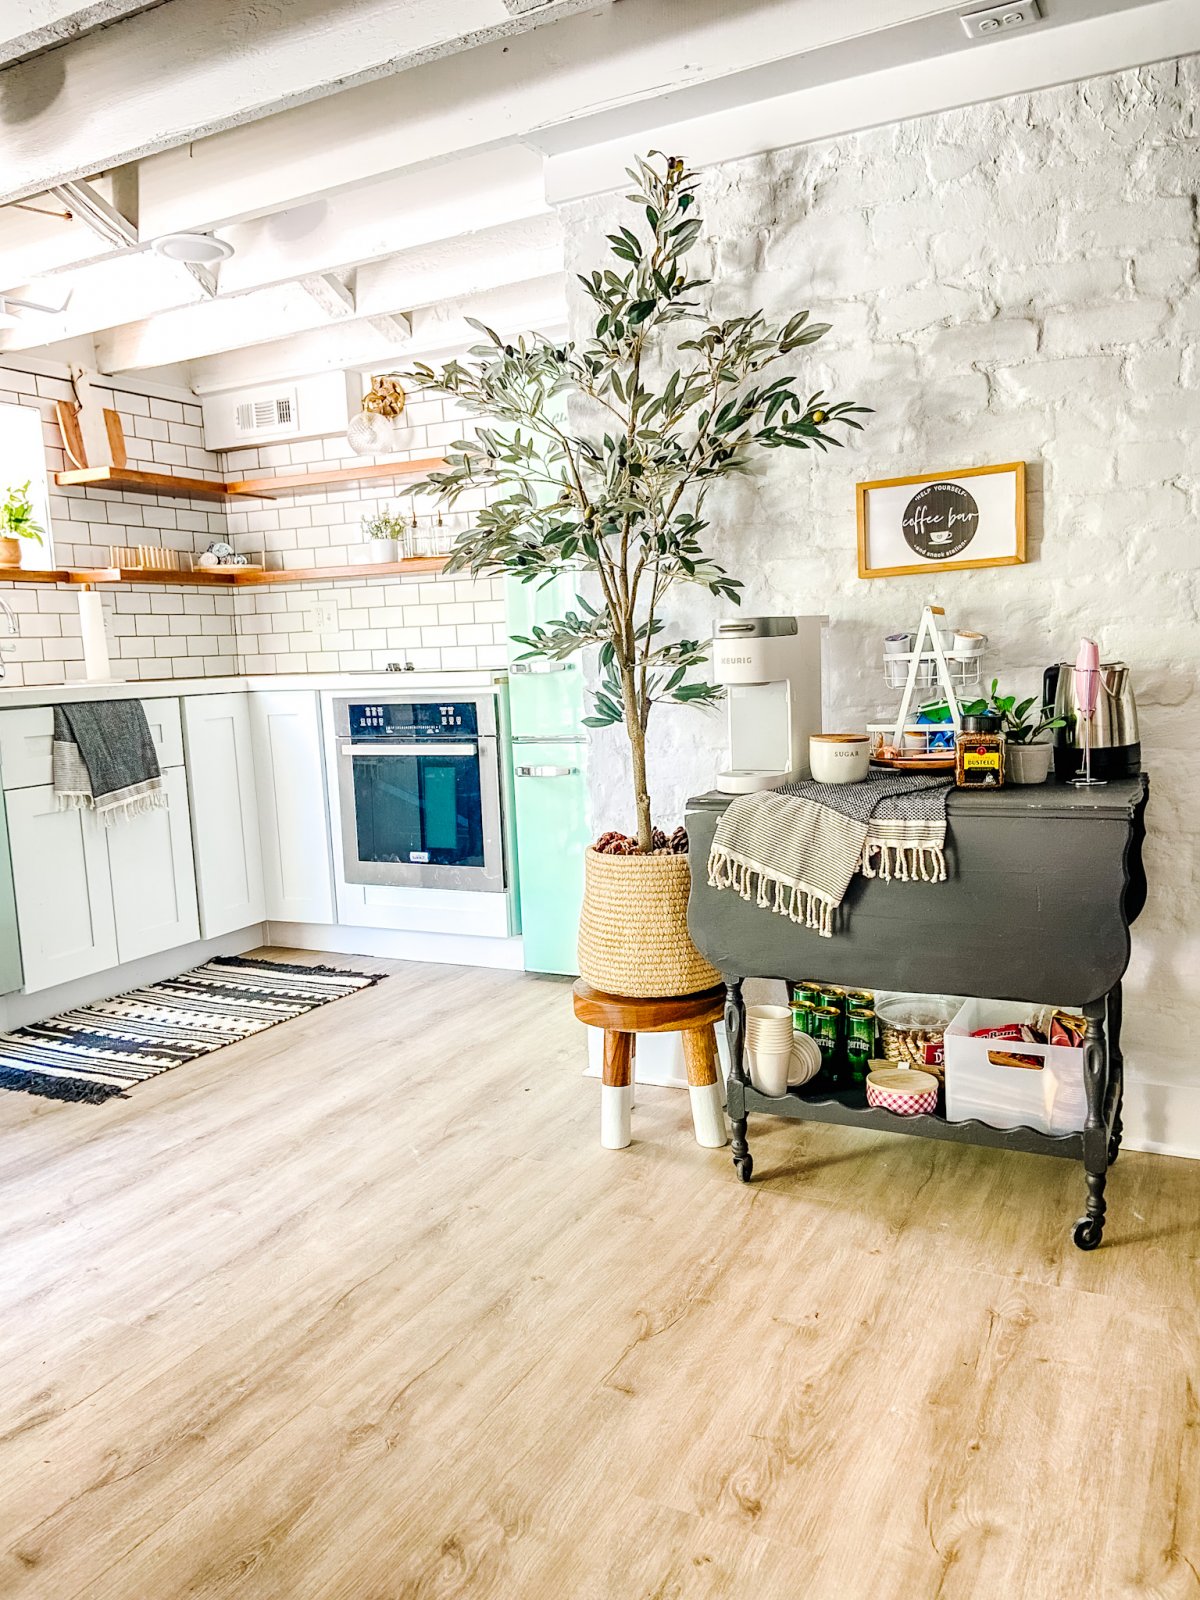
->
572, 981, 727, 1151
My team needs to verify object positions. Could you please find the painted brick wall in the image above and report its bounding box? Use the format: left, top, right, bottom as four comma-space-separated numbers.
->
560, 57, 1200, 1141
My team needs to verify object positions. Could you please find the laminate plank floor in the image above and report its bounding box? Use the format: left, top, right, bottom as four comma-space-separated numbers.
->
0, 951, 1196, 1599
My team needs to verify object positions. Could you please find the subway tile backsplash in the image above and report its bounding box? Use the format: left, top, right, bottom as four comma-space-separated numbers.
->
0, 366, 506, 686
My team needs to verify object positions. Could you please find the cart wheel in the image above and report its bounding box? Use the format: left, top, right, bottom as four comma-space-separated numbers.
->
1072, 1216, 1103, 1251
733, 1153, 754, 1184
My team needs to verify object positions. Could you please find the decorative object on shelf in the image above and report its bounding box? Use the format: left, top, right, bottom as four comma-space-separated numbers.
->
361, 507, 412, 563
400, 152, 867, 994
0, 956, 382, 1102
110, 543, 194, 573
57, 368, 128, 471
857, 461, 1026, 579
967, 677, 1064, 785
1, 479, 43, 567
347, 374, 412, 456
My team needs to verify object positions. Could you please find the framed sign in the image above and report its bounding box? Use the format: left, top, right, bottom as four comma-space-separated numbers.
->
856, 461, 1026, 579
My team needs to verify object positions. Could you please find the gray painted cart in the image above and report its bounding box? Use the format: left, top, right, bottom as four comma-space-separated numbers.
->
685, 776, 1149, 1250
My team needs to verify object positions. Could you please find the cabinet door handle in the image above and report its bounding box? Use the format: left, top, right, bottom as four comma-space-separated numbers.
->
515, 764, 578, 778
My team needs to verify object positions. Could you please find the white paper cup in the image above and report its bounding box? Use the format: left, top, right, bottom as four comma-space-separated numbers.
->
747, 1004, 792, 1024
751, 1047, 792, 1098
809, 733, 870, 784
788, 1034, 822, 1087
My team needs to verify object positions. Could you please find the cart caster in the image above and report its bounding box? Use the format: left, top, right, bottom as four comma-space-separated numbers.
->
1072, 1216, 1104, 1251
733, 1153, 754, 1183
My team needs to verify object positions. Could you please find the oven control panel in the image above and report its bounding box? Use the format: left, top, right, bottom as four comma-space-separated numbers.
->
347, 700, 479, 740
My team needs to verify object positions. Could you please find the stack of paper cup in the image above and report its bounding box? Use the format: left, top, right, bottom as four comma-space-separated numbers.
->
746, 1005, 795, 1097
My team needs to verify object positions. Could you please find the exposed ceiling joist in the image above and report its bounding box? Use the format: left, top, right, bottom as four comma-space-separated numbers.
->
0, 0, 613, 207
300, 273, 356, 318
0, 1, 162, 68
186, 275, 567, 395
90, 216, 562, 373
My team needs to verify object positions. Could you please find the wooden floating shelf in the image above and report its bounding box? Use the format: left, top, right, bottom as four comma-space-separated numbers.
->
54, 458, 447, 502
225, 458, 447, 499
6, 559, 448, 590
54, 466, 233, 501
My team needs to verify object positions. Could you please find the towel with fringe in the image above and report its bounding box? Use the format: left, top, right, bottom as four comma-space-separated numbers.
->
707, 771, 951, 937
53, 700, 165, 826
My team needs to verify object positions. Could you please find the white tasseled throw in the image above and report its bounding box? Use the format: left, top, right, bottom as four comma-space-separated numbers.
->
708, 773, 951, 938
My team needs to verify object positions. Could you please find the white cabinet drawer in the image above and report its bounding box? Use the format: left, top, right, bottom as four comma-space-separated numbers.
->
0, 698, 185, 790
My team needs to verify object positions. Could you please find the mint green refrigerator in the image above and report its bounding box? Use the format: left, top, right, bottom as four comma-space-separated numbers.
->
507, 575, 590, 975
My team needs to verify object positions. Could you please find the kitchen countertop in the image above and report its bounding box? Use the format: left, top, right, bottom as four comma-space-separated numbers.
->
0, 670, 507, 709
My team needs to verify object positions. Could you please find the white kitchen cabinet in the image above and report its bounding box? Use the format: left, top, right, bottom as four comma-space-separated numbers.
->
6, 784, 119, 991
106, 767, 200, 962
249, 690, 334, 924
182, 694, 266, 937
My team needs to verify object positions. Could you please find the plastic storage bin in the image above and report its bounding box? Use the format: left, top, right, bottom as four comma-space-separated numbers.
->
944, 998, 1087, 1137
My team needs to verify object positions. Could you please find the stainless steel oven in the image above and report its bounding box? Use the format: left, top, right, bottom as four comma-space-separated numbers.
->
333, 693, 505, 893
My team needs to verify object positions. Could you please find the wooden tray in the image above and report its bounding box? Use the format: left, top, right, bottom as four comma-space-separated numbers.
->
870, 754, 956, 772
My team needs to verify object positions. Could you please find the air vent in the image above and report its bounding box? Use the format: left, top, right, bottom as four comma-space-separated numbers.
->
233, 391, 297, 436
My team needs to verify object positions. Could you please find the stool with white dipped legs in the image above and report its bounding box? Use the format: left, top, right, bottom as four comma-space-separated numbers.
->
571, 981, 727, 1150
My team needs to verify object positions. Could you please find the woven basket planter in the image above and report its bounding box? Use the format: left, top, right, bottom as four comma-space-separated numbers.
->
577, 847, 721, 999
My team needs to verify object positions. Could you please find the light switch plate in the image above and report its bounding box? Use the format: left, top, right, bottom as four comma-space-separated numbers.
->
960, 0, 1041, 39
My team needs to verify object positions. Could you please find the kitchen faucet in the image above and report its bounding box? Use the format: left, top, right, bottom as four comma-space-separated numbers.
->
0, 598, 19, 678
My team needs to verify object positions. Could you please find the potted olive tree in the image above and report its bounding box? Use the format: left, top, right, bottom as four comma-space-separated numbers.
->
404, 153, 867, 996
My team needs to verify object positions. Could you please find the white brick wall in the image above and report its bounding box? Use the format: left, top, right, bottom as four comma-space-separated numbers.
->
0, 368, 503, 682
565, 56, 1199, 1126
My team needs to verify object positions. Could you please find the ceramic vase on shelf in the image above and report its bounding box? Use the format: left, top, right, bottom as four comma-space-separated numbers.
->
1006, 741, 1052, 785
0, 538, 21, 568
366, 537, 399, 564
577, 848, 720, 999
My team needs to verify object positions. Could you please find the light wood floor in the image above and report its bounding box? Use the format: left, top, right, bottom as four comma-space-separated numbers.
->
0, 951, 1197, 1600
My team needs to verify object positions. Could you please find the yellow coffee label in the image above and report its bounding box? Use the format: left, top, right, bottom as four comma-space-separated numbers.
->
964, 751, 1000, 769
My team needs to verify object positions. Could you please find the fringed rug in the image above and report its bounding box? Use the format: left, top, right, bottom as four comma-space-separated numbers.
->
0, 956, 383, 1104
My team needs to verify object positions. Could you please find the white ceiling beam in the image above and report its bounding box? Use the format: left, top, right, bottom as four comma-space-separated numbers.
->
187, 275, 567, 395
0, 0, 611, 207
132, 0, 969, 239
0, 250, 206, 352
93, 217, 563, 373
0, 1, 160, 67
543, 0, 1200, 202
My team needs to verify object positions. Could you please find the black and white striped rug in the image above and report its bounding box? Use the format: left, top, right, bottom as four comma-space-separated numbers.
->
0, 956, 383, 1104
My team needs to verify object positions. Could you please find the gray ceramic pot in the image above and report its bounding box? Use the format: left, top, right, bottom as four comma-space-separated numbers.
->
1007, 741, 1052, 785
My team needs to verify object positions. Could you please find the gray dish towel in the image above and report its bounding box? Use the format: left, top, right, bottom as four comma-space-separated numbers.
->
53, 701, 165, 825
707, 771, 952, 937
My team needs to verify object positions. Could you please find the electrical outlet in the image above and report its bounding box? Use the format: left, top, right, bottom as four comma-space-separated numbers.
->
308, 602, 338, 633
960, 0, 1040, 39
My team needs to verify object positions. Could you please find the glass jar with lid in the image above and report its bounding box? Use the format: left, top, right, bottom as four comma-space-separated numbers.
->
955, 712, 1005, 788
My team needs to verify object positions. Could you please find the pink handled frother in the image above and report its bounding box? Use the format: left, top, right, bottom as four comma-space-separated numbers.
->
1071, 637, 1107, 787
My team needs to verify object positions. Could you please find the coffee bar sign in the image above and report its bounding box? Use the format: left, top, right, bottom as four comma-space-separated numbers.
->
856, 462, 1026, 579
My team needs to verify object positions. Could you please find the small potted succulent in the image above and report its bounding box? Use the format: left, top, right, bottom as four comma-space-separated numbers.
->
1, 480, 44, 568
361, 507, 407, 564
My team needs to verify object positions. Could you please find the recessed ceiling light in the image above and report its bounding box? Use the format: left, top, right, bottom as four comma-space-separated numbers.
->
152, 232, 235, 265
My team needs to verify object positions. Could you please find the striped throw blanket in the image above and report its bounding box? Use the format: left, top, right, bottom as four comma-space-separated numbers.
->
707, 772, 952, 937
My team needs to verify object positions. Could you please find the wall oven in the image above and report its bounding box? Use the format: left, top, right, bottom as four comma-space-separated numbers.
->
333, 694, 506, 893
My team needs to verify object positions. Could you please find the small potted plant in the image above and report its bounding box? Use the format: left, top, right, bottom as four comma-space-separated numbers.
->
983, 681, 1065, 785
1, 480, 44, 568
360, 507, 407, 564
